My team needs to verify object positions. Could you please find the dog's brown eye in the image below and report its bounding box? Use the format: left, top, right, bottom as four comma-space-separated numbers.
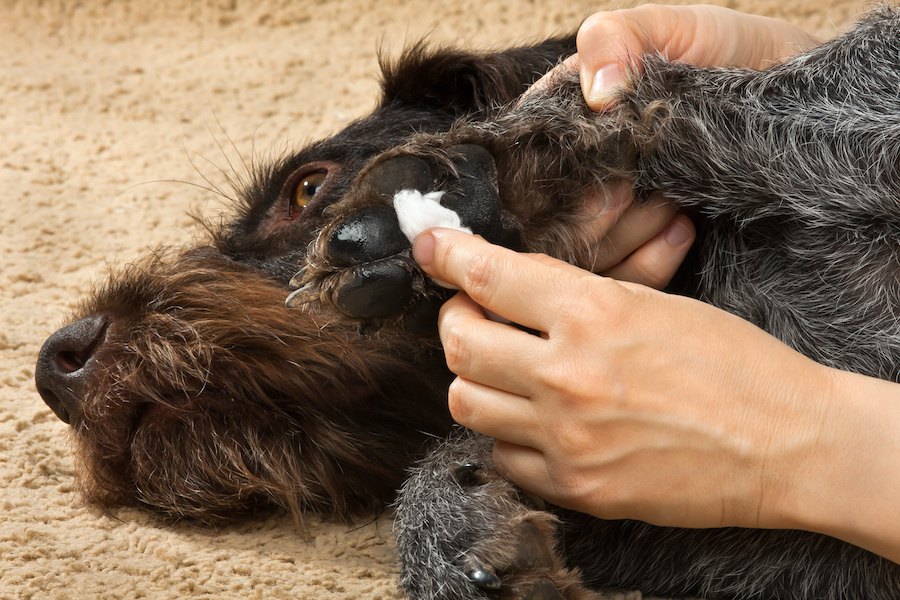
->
294, 171, 327, 212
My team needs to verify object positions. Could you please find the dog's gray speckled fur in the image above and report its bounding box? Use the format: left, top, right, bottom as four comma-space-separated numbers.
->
395, 9, 899, 600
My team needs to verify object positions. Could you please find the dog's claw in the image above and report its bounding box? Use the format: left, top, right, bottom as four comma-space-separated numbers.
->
288, 267, 307, 289
285, 284, 315, 308
465, 566, 502, 590
451, 462, 487, 487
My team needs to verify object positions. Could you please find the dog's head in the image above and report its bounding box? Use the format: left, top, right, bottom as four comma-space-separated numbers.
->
34, 38, 575, 523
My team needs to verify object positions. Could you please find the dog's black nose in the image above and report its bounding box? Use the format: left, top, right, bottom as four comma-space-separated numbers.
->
35, 315, 109, 425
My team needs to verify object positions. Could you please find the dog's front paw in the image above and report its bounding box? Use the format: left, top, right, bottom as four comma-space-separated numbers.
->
396, 431, 602, 600
288, 144, 522, 325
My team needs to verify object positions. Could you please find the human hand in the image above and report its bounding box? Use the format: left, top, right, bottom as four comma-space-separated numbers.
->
412, 228, 841, 531
566, 183, 695, 288
561, 4, 819, 109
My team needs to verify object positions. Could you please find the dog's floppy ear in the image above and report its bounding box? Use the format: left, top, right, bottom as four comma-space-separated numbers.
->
380, 36, 576, 113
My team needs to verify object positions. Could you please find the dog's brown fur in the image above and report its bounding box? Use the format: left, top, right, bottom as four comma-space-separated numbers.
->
37, 37, 576, 523
73, 249, 457, 522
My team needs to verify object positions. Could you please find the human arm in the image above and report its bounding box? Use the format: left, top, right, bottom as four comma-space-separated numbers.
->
412, 228, 900, 564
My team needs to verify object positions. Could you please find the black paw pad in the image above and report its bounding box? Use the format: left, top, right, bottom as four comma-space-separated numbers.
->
367, 155, 434, 198
465, 566, 502, 591
397, 297, 446, 335
327, 206, 410, 267
442, 144, 523, 250
440, 145, 502, 237
334, 259, 414, 318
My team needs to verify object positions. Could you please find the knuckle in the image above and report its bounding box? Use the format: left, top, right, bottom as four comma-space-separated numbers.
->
578, 8, 642, 54
550, 274, 611, 332
579, 4, 675, 67
553, 427, 590, 459
629, 3, 671, 26
582, 482, 620, 517
578, 11, 620, 42
447, 379, 472, 424
547, 465, 588, 506
438, 314, 472, 375
460, 252, 497, 306
590, 275, 632, 315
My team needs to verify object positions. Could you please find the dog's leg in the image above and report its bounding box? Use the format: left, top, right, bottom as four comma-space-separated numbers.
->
626, 7, 900, 227
293, 9, 899, 381
396, 430, 602, 600
305, 9, 898, 600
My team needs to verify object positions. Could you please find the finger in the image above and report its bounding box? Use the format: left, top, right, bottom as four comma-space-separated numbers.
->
603, 214, 695, 289
447, 378, 540, 448
578, 5, 818, 110
413, 228, 580, 332
439, 291, 545, 397
572, 179, 634, 245
586, 194, 678, 272
491, 441, 556, 499
576, 7, 657, 109
520, 54, 579, 99
578, 5, 734, 109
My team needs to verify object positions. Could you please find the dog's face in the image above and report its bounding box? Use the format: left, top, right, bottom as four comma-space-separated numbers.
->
34, 41, 574, 523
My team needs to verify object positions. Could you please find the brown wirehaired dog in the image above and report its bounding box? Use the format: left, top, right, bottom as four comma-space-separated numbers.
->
35, 8, 899, 600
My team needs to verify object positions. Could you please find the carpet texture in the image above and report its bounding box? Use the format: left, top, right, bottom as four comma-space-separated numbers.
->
0, 1, 873, 598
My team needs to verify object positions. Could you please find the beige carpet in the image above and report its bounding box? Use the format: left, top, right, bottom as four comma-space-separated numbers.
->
0, 0, 873, 598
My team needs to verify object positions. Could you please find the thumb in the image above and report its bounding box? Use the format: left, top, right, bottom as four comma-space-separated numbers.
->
577, 5, 819, 111
576, 8, 654, 110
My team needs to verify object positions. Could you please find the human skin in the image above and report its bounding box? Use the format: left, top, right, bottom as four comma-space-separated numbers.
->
412, 228, 900, 564
572, 3, 820, 108
411, 5, 900, 564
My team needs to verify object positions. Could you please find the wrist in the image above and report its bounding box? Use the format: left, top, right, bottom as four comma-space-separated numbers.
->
777, 366, 900, 562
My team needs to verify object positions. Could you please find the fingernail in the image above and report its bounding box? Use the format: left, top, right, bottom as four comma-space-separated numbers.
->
587, 63, 625, 105
412, 231, 436, 268
665, 218, 694, 248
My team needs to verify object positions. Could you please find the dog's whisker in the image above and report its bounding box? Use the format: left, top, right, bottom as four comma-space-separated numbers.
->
212, 110, 252, 182
182, 146, 239, 205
